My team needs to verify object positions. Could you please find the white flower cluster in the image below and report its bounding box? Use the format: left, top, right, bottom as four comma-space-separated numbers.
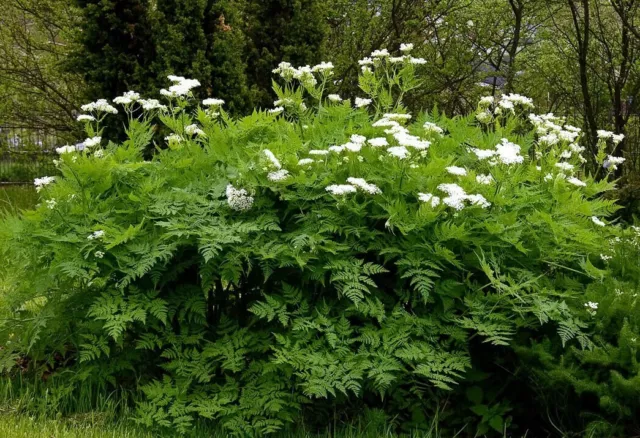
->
46, 199, 57, 209
470, 138, 523, 165
81, 99, 118, 114
446, 166, 467, 176
84, 136, 102, 148
346, 177, 382, 194
437, 183, 490, 210
56, 145, 76, 154
566, 176, 586, 187
77, 114, 95, 122
185, 124, 206, 137
423, 122, 443, 135
327, 94, 342, 102
597, 130, 624, 144
268, 169, 289, 182
387, 146, 410, 159
604, 155, 626, 171
34, 176, 55, 192
326, 184, 357, 195
113, 90, 141, 105
268, 106, 284, 115
354, 97, 372, 108
203, 98, 225, 107
367, 137, 388, 148
139, 99, 167, 111
263, 149, 282, 169
476, 174, 493, 185
308, 149, 330, 156
226, 184, 254, 211
584, 301, 598, 316
298, 158, 314, 166
87, 230, 105, 240
418, 192, 441, 207
165, 134, 182, 143
160, 75, 200, 97
494, 93, 534, 115
591, 216, 606, 227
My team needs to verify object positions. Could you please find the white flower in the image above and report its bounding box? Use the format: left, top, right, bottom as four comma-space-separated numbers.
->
423, 122, 443, 134
88, 230, 105, 240
597, 130, 614, 140
355, 97, 372, 108
544, 173, 553, 181
437, 183, 468, 210
113, 91, 140, 105
329, 145, 345, 153
185, 124, 206, 136
350, 134, 367, 144
387, 146, 410, 159
298, 158, 314, 166
400, 43, 414, 52
558, 130, 578, 143
591, 216, 606, 227
94, 150, 104, 158
34, 176, 55, 192
312, 61, 334, 73
165, 134, 182, 143
612, 133, 625, 145
358, 57, 374, 66
559, 150, 572, 159
326, 184, 357, 195
272, 62, 297, 79
418, 193, 441, 207
56, 145, 76, 155
308, 149, 330, 156
446, 166, 467, 176
162, 77, 200, 97
408, 57, 427, 65
539, 133, 558, 146
476, 111, 493, 123
604, 155, 626, 171
263, 149, 282, 169
600, 254, 612, 261
81, 99, 118, 114
368, 137, 388, 147
555, 162, 574, 172
567, 177, 586, 187
584, 301, 599, 310
344, 142, 362, 153
383, 113, 412, 121
371, 49, 390, 58
46, 199, 57, 209
76, 114, 95, 122
226, 184, 254, 211
394, 132, 430, 150
267, 169, 290, 181
139, 99, 167, 111
465, 194, 491, 208
84, 137, 102, 148
327, 94, 342, 102
476, 174, 493, 185
346, 177, 381, 194
470, 148, 496, 160
372, 118, 399, 128
203, 98, 225, 107
94, 251, 105, 259
479, 96, 494, 106
495, 139, 523, 164
268, 106, 284, 115
389, 56, 405, 63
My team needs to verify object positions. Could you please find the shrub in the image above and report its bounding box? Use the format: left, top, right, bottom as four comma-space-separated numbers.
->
0, 47, 626, 436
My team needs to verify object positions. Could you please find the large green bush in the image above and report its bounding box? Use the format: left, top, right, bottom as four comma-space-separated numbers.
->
0, 47, 628, 435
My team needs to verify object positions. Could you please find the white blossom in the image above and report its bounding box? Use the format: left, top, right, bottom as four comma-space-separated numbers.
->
355, 97, 372, 108
446, 166, 467, 176
358, 57, 374, 66
372, 118, 399, 128
418, 193, 441, 207
308, 149, 330, 156
46, 199, 57, 209
591, 216, 606, 227
185, 124, 206, 137
346, 177, 381, 194
604, 155, 626, 170
267, 169, 290, 182
326, 184, 357, 195
311, 61, 334, 73
113, 91, 140, 105
400, 43, 414, 52
165, 134, 182, 143
567, 177, 586, 187
368, 137, 388, 147
612, 133, 625, 145
387, 146, 410, 159
268, 106, 284, 115
383, 113, 412, 120
77, 115, 95, 122
203, 98, 225, 107
263, 149, 282, 169
350, 134, 367, 144
95, 251, 105, 259
327, 94, 342, 102
226, 184, 254, 211
408, 57, 427, 65
371, 49, 390, 58
597, 130, 614, 140
88, 230, 105, 240
94, 150, 104, 158
476, 174, 493, 185
423, 122, 443, 134
81, 99, 118, 114
139, 99, 167, 111
84, 137, 102, 148
298, 158, 314, 166
495, 138, 523, 164
56, 145, 76, 155
555, 162, 574, 172
34, 176, 55, 192
394, 132, 430, 150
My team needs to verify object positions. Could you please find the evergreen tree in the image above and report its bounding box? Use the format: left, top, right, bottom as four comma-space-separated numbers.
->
244, 0, 329, 107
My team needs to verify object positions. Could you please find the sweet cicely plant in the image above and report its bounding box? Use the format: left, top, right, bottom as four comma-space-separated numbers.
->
0, 44, 625, 435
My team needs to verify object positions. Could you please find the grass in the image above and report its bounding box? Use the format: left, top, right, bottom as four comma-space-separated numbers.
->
0, 184, 38, 214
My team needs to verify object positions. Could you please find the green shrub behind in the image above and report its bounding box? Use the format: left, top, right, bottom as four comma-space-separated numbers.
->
0, 48, 625, 436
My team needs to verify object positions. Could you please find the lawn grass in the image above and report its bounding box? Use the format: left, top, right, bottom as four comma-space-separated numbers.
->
0, 412, 444, 438
0, 184, 38, 214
